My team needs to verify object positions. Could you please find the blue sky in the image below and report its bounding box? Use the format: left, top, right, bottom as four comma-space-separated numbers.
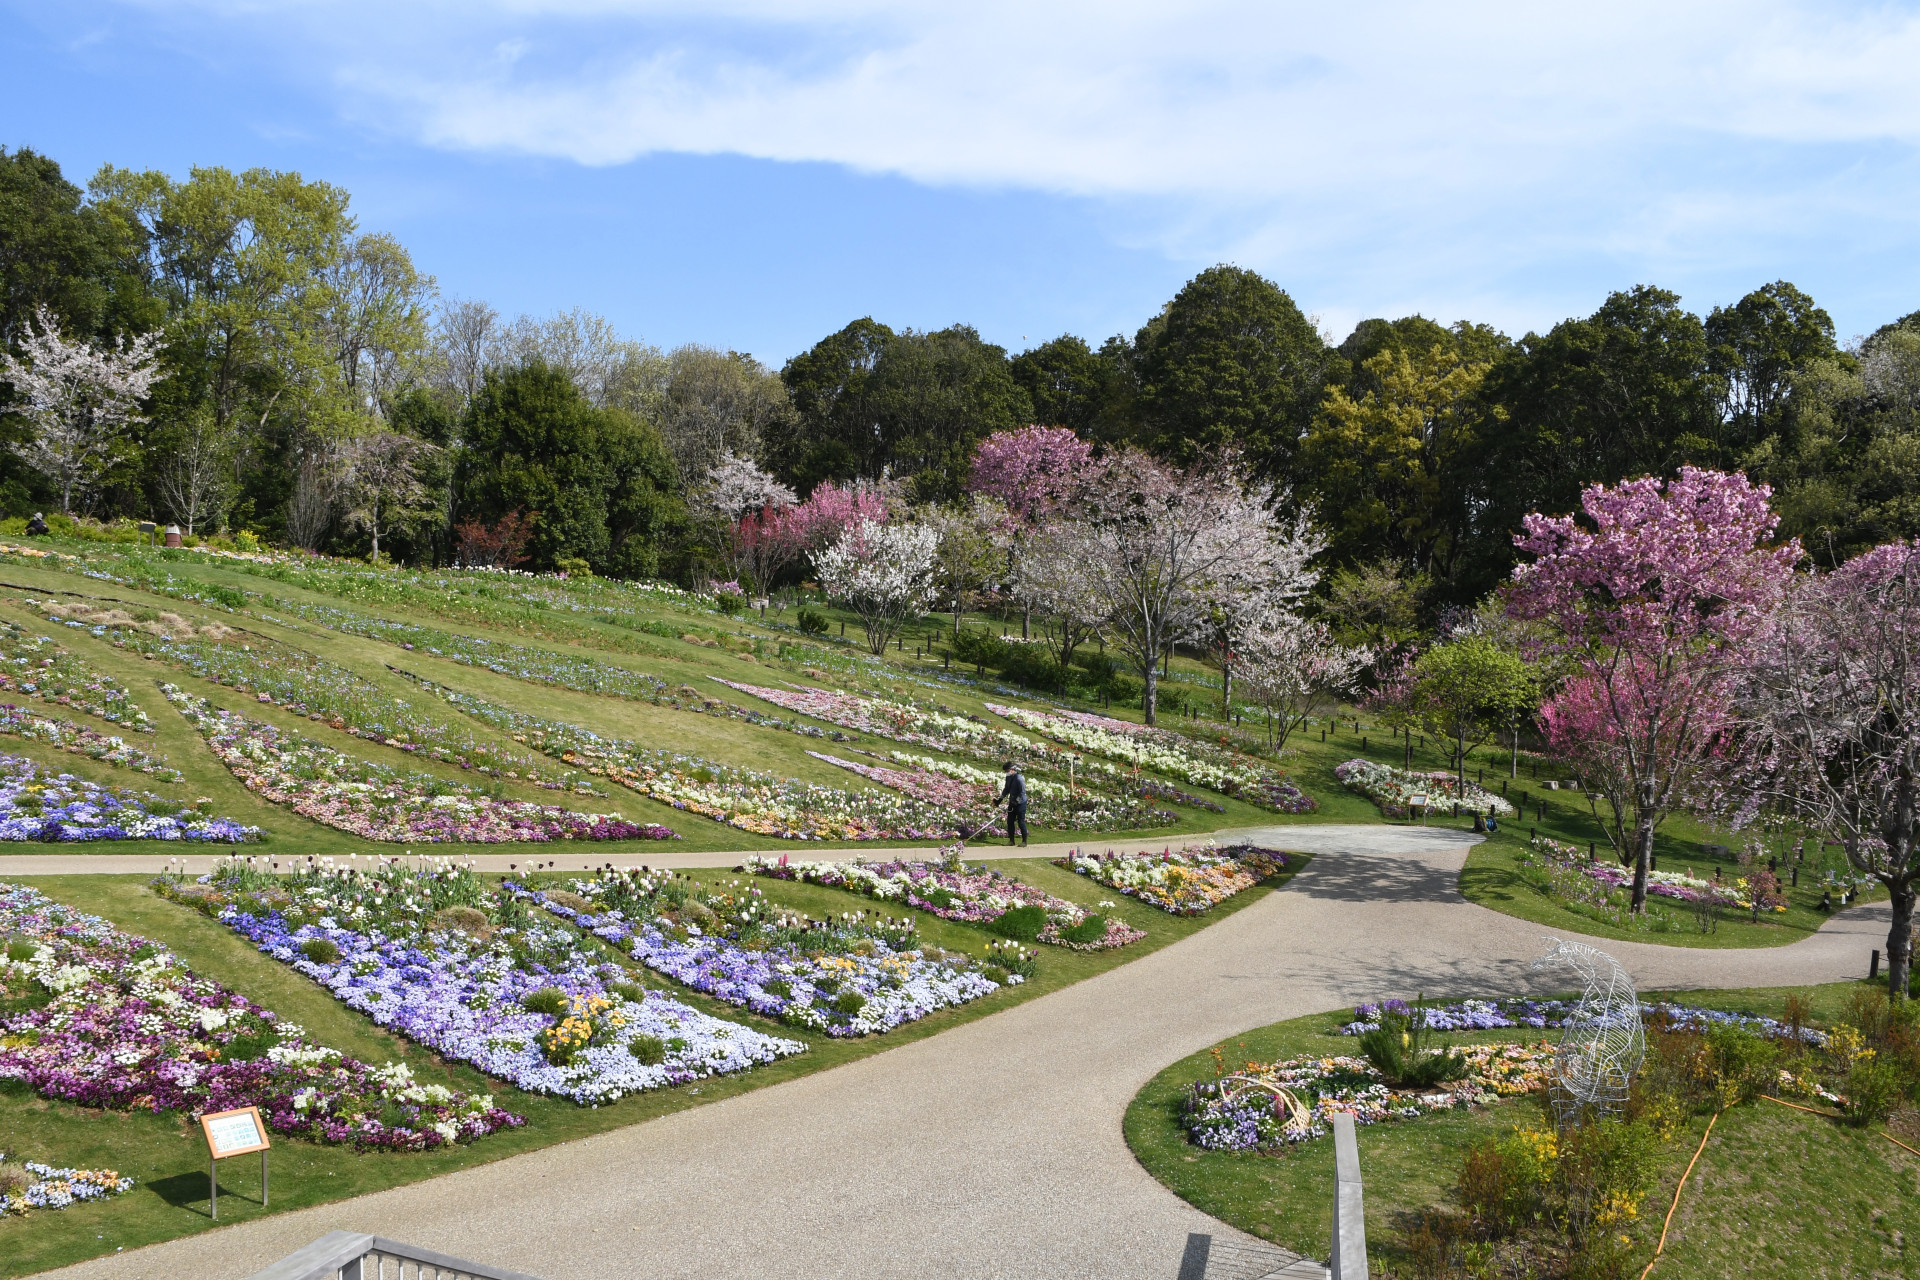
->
5, 1, 1920, 365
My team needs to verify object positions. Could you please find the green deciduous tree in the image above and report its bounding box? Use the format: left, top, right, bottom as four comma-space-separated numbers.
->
1399, 635, 1537, 800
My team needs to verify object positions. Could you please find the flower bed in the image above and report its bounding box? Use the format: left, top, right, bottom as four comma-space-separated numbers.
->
0, 703, 179, 780
0, 880, 517, 1150
516, 870, 1012, 1034
0, 617, 153, 731
399, 673, 958, 840
1055, 844, 1292, 915
808, 750, 1175, 833
1520, 835, 1769, 911
742, 854, 1146, 950
0, 749, 254, 841
1333, 758, 1514, 817
1335, 997, 1826, 1045
24, 598, 590, 791
0, 1156, 134, 1216
1182, 1042, 1554, 1151
721, 679, 1219, 813
987, 703, 1317, 813
160, 860, 802, 1104
162, 685, 672, 843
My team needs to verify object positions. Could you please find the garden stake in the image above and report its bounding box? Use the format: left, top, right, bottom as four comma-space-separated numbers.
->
1639, 1108, 1721, 1280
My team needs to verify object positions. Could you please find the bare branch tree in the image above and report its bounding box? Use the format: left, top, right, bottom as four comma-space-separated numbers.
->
341, 431, 440, 562
156, 411, 235, 535
286, 444, 343, 551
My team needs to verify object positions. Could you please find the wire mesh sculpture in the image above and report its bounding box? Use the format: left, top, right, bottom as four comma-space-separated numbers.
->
1216, 1075, 1313, 1139
1531, 937, 1645, 1130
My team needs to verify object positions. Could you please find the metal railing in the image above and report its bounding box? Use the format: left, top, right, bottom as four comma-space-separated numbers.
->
245, 1231, 545, 1280
1327, 1112, 1368, 1280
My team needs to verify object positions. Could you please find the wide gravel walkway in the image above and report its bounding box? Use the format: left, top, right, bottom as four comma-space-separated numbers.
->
31, 826, 1885, 1280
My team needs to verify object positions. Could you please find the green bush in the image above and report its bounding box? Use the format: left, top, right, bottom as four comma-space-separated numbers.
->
521, 986, 570, 1017
952, 627, 1009, 673
4, 938, 36, 962
796, 607, 829, 636
1359, 998, 1468, 1087
607, 980, 648, 1005
628, 1034, 667, 1066
1057, 914, 1109, 945
997, 643, 1068, 691
764, 978, 793, 998
1703, 1024, 1779, 1104
985, 904, 1048, 941
1843, 1056, 1904, 1126
298, 937, 341, 964
834, 991, 868, 1016
713, 591, 743, 616
222, 1030, 279, 1061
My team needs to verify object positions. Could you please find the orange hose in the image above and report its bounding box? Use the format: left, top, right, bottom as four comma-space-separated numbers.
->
1760, 1094, 1841, 1118
1638, 1109, 1721, 1280
1886, 1133, 1920, 1159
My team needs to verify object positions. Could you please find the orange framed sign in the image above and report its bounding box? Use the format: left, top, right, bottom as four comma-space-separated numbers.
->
201, 1106, 270, 1159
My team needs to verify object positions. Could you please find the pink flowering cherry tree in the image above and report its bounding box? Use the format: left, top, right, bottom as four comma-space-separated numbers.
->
968, 425, 1094, 524
1734, 540, 1920, 995
1507, 467, 1800, 913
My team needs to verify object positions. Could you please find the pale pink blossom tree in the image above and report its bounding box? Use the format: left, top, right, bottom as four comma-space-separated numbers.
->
1061, 450, 1318, 725
789, 478, 892, 552
0, 306, 165, 513
1733, 540, 1920, 995
812, 518, 942, 655
1238, 611, 1372, 753
1508, 467, 1800, 912
968, 425, 1093, 523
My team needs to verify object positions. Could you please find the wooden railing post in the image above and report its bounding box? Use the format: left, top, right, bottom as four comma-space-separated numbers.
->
1329, 1112, 1368, 1280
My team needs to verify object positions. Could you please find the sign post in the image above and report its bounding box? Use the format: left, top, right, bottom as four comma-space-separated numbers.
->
200, 1105, 270, 1220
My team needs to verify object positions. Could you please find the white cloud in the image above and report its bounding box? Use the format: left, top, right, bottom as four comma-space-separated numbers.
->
110, 0, 1920, 330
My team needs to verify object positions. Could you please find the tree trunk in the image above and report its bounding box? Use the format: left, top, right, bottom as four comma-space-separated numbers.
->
1457, 730, 1468, 798
1221, 656, 1232, 721
1510, 725, 1519, 778
1889, 883, 1916, 998
1142, 660, 1158, 726
1630, 778, 1656, 913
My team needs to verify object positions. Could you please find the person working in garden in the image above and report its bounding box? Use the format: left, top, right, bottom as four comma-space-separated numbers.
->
999, 761, 1029, 847
23, 512, 47, 536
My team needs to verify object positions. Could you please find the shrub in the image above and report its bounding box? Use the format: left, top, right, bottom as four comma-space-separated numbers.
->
1843, 1056, 1904, 1126
628, 1034, 667, 1066
1459, 1130, 1553, 1235
1556, 1119, 1660, 1242
298, 937, 341, 964
997, 643, 1067, 691
607, 980, 648, 1005
4, 938, 36, 962
1702, 1024, 1779, 1106
763, 978, 793, 999
430, 905, 491, 936
834, 991, 868, 1016
521, 986, 570, 1017
1057, 914, 1109, 945
223, 1030, 279, 1061
984, 904, 1048, 942
952, 628, 1009, 674
1359, 998, 1468, 1088
796, 607, 829, 636
713, 591, 743, 616
542, 890, 597, 915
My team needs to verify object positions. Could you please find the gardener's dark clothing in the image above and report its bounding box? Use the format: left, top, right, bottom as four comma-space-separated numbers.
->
23, 516, 47, 536
999, 770, 1029, 845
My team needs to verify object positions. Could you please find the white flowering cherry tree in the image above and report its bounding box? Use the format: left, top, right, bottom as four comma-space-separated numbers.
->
813, 518, 942, 655
0, 306, 166, 513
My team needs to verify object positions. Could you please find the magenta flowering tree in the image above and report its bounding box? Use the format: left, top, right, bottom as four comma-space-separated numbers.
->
789, 478, 892, 551
968, 425, 1094, 523
1508, 467, 1799, 912
1734, 540, 1920, 995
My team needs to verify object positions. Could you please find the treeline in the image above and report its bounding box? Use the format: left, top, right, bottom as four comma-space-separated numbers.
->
4, 145, 1918, 597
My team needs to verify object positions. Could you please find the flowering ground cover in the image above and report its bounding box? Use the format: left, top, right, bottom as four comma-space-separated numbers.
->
1181, 1041, 1553, 1151
0, 1156, 135, 1217
399, 672, 960, 840
0, 617, 153, 732
1055, 844, 1292, 915
516, 867, 1014, 1034
808, 749, 1175, 832
1334, 997, 1825, 1044
0, 880, 517, 1150
720, 679, 1219, 814
22, 597, 591, 792
0, 703, 179, 780
158, 859, 804, 1104
1333, 758, 1514, 818
162, 685, 671, 843
742, 853, 1146, 950
1517, 834, 1775, 912
0, 749, 254, 841
987, 703, 1317, 813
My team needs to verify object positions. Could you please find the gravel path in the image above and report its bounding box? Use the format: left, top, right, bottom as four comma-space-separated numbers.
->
32, 825, 1885, 1280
